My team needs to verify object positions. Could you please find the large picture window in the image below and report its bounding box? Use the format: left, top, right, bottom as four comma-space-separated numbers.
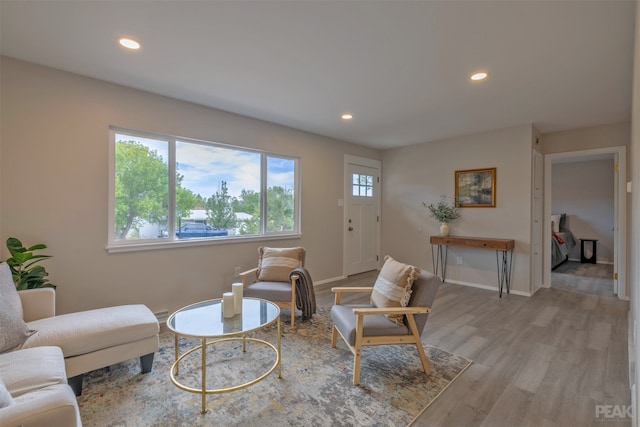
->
108, 128, 299, 250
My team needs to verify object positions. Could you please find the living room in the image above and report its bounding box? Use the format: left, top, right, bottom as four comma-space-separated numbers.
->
1, 1, 640, 426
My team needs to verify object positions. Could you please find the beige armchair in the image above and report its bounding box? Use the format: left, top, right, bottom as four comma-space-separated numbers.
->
330, 269, 440, 385
240, 246, 305, 327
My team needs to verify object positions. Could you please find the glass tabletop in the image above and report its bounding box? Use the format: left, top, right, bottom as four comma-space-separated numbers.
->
167, 297, 280, 338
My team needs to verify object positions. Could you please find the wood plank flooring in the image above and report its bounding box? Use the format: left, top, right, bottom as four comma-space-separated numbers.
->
316, 270, 631, 427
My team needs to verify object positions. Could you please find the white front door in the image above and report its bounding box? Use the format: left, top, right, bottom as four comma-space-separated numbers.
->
345, 158, 380, 275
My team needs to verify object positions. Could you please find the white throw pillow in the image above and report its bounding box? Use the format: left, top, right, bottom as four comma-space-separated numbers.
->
551, 214, 561, 233
257, 247, 304, 282
371, 256, 420, 326
0, 262, 33, 353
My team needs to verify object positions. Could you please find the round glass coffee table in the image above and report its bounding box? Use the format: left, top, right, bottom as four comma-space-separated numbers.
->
167, 297, 281, 414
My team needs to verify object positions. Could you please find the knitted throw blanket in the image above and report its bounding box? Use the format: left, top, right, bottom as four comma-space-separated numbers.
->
290, 267, 316, 320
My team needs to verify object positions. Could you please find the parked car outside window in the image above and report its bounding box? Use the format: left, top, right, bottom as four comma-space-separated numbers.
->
175, 223, 228, 238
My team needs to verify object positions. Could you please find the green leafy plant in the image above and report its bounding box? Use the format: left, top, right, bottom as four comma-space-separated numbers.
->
423, 195, 460, 224
4, 237, 55, 290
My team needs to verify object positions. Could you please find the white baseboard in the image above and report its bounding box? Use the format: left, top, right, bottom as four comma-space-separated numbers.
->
444, 279, 532, 297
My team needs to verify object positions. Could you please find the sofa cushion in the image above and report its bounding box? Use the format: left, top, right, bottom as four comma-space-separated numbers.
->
244, 281, 292, 301
0, 346, 67, 398
331, 304, 408, 346
257, 247, 304, 282
0, 263, 34, 353
370, 256, 420, 326
0, 377, 14, 408
22, 304, 159, 358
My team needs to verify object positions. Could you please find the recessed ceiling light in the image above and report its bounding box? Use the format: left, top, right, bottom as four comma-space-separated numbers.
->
118, 37, 141, 50
341, 114, 353, 120
470, 72, 488, 81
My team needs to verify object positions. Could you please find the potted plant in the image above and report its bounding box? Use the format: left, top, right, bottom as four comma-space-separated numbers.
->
423, 195, 460, 236
3, 237, 55, 290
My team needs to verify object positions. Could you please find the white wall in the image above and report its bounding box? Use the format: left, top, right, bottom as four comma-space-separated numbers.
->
380, 124, 533, 295
552, 158, 615, 263
0, 57, 381, 316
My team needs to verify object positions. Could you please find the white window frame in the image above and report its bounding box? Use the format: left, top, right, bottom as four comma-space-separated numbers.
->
107, 127, 301, 253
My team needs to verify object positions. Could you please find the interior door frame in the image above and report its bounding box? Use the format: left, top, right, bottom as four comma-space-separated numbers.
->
542, 146, 627, 300
343, 155, 381, 277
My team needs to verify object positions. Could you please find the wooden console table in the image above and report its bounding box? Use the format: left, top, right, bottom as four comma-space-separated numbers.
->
430, 236, 515, 297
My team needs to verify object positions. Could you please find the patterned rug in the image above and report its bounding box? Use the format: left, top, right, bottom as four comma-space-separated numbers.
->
77, 308, 471, 426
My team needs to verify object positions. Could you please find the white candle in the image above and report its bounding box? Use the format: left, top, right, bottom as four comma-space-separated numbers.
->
232, 282, 243, 314
222, 292, 234, 318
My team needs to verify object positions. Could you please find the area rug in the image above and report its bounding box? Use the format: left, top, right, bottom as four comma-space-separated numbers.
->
77, 308, 471, 426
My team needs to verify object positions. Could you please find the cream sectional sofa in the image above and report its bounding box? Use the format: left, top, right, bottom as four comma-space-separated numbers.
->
0, 261, 159, 406
18, 287, 159, 395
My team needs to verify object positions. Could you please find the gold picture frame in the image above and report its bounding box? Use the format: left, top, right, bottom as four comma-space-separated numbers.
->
455, 168, 496, 207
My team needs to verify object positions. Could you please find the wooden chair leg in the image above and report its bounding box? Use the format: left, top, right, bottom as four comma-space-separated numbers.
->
416, 343, 429, 374
290, 277, 297, 327
353, 348, 362, 385
407, 314, 430, 374
353, 313, 364, 385
331, 325, 338, 348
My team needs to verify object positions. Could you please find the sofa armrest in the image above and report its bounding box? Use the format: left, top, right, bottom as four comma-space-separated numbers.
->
18, 288, 56, 322
0, 384, 82, 427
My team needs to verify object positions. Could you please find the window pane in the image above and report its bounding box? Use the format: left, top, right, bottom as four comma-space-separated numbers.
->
114, 134, 169, 240
266, 156, 295, 233
176, 142, 261, 238
351, 173, 374, 198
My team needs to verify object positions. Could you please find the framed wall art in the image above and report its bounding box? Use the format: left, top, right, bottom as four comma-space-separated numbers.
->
455, 167, 496, 207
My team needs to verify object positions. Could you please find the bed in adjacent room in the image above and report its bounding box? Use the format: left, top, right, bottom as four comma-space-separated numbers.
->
551, 213, 576, 269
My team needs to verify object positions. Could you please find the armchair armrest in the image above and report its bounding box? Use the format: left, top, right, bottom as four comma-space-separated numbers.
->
331, 286, 374, 305
18, 288, 56, 321
331, 286, 374, 293
352, 306, 431, 316
239, 267, 259, 286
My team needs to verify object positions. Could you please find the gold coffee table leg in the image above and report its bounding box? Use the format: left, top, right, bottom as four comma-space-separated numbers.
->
277, 317, 282, 378
174, 334, 180, 375
201, 337, 207, 414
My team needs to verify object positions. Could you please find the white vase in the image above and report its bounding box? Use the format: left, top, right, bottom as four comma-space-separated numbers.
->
439, 223, 450, 236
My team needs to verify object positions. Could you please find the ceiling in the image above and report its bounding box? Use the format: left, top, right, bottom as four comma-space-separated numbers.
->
0, 1, 635, 150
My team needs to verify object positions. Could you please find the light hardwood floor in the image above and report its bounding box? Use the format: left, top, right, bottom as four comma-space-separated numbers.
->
316, 270, 631, 427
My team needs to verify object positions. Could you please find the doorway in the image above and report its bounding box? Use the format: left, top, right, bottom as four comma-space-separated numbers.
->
543, 146, 627, 299
343, 155, 381, 276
